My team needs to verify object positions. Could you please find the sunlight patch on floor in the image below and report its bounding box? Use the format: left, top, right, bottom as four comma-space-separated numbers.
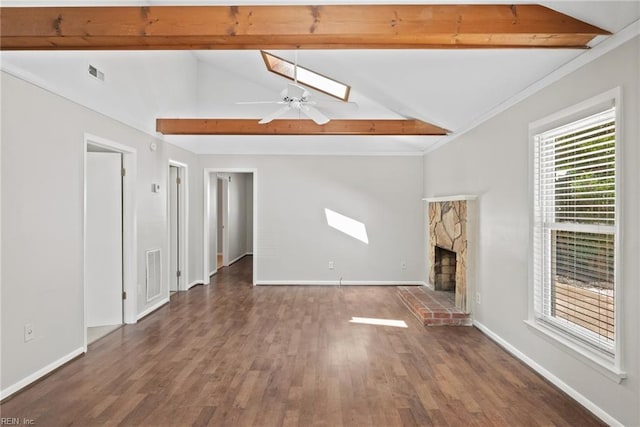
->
349, 317, 408, 328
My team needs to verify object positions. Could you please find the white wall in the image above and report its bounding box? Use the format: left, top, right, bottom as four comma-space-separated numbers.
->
423, 37, 639, 426
0, 71, 201, 395
201, 155, 425, 284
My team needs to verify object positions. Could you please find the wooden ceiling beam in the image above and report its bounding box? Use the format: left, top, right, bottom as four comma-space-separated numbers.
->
156, 119, 448, 136
0, 5, 609, 50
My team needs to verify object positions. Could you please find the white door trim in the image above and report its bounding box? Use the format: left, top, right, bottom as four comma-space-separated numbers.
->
83, 133, 138, 353
203, 168, 258, 286
168, 159, 189, 292
219, 176, 230, 267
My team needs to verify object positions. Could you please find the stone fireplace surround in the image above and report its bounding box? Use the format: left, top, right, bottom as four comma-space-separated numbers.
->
425, 195, 476, 313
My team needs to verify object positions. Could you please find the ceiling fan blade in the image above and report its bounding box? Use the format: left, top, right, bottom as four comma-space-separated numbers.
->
259, 105, 291, 124
236, 101, 285, 105
301, 105, 330, 125
314, 101, 359, 111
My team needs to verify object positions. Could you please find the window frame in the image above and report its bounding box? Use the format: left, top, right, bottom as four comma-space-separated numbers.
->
527, 88, 626, 382
260, 51, 351, 102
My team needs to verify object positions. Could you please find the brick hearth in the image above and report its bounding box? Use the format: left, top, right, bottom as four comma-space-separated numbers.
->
397, 286, 471, 326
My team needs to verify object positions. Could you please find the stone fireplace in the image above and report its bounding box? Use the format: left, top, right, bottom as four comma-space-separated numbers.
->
427, 197, 475, 313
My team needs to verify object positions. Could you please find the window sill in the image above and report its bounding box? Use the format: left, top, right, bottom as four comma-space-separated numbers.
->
524, 320, 627, 384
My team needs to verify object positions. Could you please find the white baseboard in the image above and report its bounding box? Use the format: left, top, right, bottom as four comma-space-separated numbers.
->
229, 253, 249, 265
256, 280, 426, 286
0, 347, 84, 400
246, 252, 253, 255
136, 297, 170, 321
341, 280, 426, 286
473, 320, 622, 427
256, 280, 336, 286
187, 280, 204, 289
209, 270, 217, 277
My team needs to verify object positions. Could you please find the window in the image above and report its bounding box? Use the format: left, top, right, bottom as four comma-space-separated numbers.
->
261, 51, 351, 101
532, 105, 617, 359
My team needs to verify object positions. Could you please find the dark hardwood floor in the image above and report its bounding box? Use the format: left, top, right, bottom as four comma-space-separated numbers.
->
1, 256, 603, 426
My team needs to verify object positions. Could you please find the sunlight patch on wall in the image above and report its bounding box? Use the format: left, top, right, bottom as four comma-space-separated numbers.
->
349, 317, 408, 328
324, 208, 369, 244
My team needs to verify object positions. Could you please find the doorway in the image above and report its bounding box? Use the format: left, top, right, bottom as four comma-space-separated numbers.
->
83, 134, 137, 351
203, 169, 257, 285
168, 160, 188, 293
169, 166, 180, 294
85, 147, 122, 345
217, 176, 228, 269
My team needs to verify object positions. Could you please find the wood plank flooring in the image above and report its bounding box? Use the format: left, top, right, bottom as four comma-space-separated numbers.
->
1, 257, 603, 426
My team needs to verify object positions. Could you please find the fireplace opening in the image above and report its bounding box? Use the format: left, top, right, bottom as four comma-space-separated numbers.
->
434, 246, 456, 292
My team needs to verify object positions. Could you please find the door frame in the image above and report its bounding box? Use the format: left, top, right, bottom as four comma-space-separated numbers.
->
218, 175, 230, 268
83, 133, 137, 352
203, 168, 257, 285
167, 159, 189, 292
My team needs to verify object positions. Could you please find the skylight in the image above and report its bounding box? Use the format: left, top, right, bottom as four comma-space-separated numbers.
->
261, 51, 351, 101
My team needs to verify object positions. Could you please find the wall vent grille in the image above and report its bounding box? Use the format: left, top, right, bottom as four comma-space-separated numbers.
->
146, 249, 162, 301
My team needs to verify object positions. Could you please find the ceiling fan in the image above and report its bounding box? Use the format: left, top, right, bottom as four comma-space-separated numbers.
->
238, 83, 332, 125
237, 53, 357, 125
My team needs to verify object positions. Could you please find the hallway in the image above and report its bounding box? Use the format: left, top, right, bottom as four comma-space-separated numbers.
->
1, 257, 601, 426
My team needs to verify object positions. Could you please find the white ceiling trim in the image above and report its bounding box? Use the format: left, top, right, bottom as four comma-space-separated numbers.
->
424, 18, 640, 156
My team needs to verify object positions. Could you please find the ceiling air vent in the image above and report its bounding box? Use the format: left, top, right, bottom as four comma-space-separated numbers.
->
88, 64, 105, 81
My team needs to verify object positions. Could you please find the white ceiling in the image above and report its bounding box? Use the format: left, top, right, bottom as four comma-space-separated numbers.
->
1, 1, 639, 155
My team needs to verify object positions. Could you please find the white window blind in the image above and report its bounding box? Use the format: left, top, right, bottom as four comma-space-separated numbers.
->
533, 107, 616, 356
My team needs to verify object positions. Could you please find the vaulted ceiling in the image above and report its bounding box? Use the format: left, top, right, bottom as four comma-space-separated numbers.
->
1, 1, 639, 155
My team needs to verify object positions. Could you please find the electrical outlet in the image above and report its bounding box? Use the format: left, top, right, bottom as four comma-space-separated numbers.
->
24, 323, 35, 342
475, 293, 481, 304
328, 261, 334, 270
400, 261, 407, 270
